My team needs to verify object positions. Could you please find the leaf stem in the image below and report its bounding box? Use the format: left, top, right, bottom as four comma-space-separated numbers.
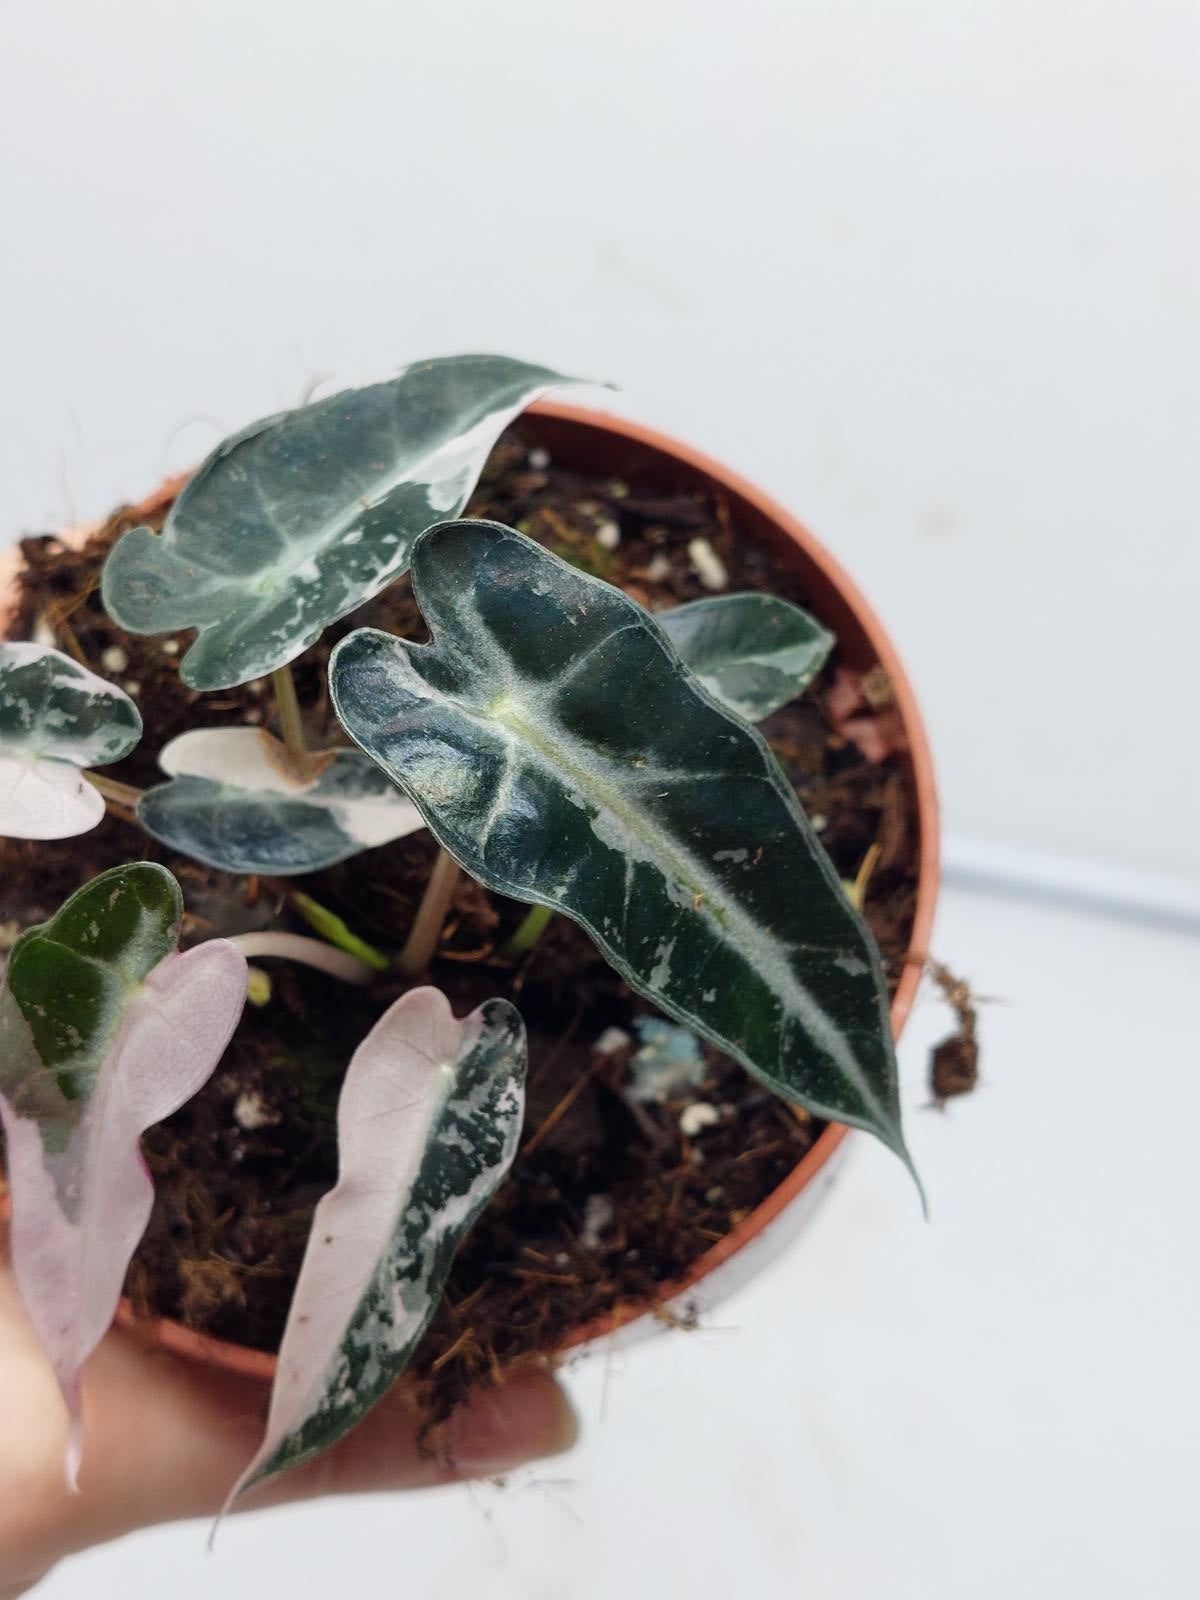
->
271, 665, 308, 760
397, 849, 460, 977
226, 932, 375, 987
503, 902, 555, 957
290, 892, 390, 971
83, 771, 143, 810
848, 841, 882, 911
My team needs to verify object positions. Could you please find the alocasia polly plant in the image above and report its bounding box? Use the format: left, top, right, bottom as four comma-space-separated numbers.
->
0, 352, 920, 1506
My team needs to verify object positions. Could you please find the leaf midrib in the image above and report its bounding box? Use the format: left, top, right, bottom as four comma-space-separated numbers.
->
481, 676, 889, 1128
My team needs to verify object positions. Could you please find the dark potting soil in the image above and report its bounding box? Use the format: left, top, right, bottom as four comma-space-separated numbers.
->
0, 423, 921, 1420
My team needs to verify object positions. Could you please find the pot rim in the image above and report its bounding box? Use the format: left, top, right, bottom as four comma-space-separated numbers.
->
1, 398, 939, 1382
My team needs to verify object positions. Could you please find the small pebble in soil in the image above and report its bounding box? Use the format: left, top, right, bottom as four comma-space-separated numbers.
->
643, 552, 672, 583
101, 645, 129, 673
593, 1026, 632, 1056
594, 517, 621, 551
233, 1091, 282, 1131
580, 1194, 615, 1249
679, 1102, 721, 1138
687, 536, 729, 591
527, 446, 551, 470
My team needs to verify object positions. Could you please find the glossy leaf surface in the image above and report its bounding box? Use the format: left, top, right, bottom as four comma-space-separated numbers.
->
137, 727, 424, 874
0, 643, 141, 838
330, 520, 909, 1161
658, 592, 833, 721
0, 864, 247, 1483
101, 355, 584, 689
228, 986, 525, 1503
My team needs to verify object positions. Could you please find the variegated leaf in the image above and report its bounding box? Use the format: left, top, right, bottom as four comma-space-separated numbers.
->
0, 863, 247, 1484
137, 727, 425, 874
0, 643, 141, 839
659, 592, 833, 721
330, 519, 910, 1164
101, 355, 586, 690
227, 986, 525, 1503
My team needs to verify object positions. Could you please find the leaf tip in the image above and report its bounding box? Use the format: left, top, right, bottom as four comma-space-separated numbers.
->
61, 1379, 84, 1495
878, 1121, 926, 1214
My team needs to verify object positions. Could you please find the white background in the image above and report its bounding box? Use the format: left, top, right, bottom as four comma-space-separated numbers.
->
1, 3, 1197, 1596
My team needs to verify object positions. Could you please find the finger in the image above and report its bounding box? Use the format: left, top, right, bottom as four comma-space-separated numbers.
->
8, 1311, 576, 1575
246, 1362, 579, 1509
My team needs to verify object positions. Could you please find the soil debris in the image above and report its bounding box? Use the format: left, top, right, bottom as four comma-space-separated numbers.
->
926, 959, 981, 1107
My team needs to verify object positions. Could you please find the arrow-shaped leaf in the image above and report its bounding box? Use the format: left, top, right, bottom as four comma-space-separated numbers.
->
101, 355, 587, 690
658, 592, 833, 721
137, 727, 425, 874
227, 986, 525, 1504
0, 864, 247, 1484
0, 642, 141, 839
330, 520, 910, 1164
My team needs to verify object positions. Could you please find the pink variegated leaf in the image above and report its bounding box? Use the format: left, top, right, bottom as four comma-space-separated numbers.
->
226, 986, 526, 1508
0, 863, 247, 1486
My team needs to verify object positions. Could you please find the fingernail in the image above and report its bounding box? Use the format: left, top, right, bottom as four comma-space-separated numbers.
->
446, 1370, 578, 1474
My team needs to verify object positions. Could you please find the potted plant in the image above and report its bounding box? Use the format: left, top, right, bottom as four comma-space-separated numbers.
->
0, 355, 937, 1511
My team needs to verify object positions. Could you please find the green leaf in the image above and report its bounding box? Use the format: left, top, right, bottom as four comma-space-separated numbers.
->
0, 863, 246, 1483
329, 520, 911, 1165
226, 986, 526, 1504
101, 355, 586, 690
137, 727, 425, 874
658, 593, 834, 721
2, 862, 182, 1105
0, 643, 141, 839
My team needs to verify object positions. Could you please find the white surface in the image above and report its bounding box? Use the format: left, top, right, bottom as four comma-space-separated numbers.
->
0, 0, 1197, 889
34, 883, 1200, 1599
2, 6, 1195, 1594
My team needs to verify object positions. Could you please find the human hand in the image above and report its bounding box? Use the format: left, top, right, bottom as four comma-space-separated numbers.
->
0, 1253, 577, 1597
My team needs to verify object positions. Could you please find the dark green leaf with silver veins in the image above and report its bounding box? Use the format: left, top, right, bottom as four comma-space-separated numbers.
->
330, 519, 912, 1165
101, 355, 586, 690
136, 727, 424, 875
659, 592, 834, 721
226, 988, 526, 1504
0, 643, 142, 839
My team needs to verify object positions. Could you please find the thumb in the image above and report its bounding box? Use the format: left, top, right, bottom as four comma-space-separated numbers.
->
246, 1363, 578, 1508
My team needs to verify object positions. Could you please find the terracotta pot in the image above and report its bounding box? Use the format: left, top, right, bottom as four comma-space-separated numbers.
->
0, 400, 939, 1382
